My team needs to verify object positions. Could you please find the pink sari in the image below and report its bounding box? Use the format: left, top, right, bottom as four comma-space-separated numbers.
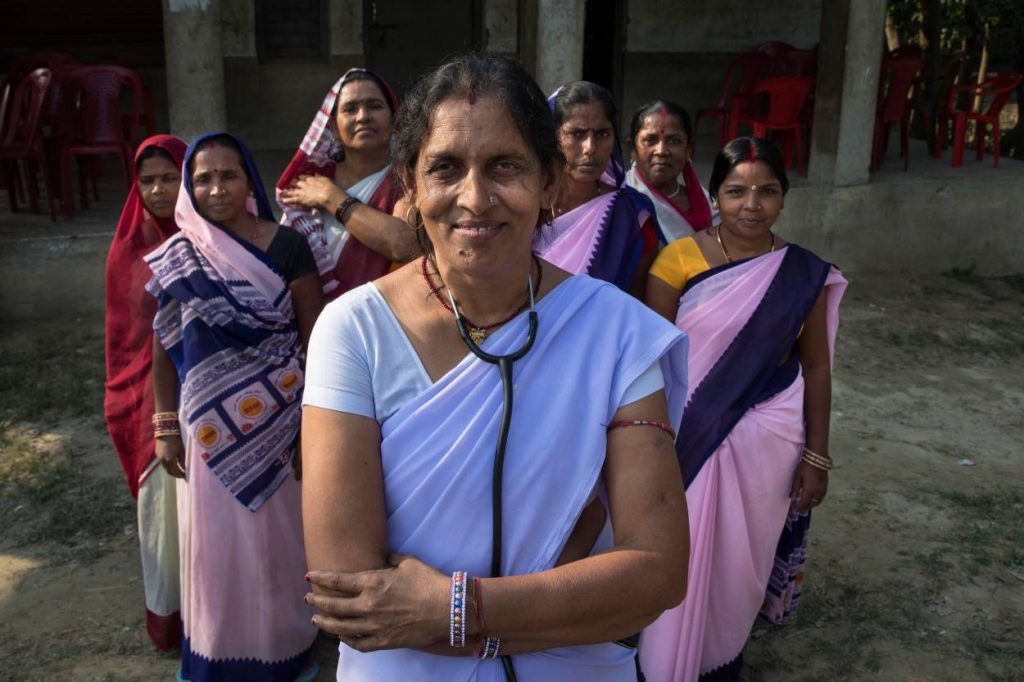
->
639, 246, 846, 681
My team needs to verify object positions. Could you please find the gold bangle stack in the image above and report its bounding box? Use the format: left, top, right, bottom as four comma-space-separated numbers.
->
153, 411, 181, 438
801, 447, 832, 471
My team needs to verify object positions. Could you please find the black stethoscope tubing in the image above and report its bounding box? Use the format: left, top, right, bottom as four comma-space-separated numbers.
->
447, 276, 538, 682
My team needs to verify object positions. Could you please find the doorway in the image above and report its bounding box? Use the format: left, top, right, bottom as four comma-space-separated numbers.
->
582, 0, 625, 118
364, 0, 483, 96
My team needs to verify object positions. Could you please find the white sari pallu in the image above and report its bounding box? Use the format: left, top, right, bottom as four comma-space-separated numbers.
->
332, 276, 689, 681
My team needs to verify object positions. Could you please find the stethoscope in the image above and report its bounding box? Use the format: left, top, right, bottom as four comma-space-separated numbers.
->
446, 273, 538, 682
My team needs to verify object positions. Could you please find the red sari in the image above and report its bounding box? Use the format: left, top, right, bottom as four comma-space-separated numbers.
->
103, 134, 187, 650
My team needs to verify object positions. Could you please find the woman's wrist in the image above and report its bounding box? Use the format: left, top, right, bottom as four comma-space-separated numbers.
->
325, 187, 348, 214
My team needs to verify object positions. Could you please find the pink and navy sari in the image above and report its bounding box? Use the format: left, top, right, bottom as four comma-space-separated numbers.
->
639, 245, 846, 682
145, 133, 316, 681
535, 89, 659, 290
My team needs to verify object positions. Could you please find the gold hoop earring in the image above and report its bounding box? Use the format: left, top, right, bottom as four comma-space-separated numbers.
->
710, 197, 719, 210
546, 205, 556, 226
405, 205, 423, 230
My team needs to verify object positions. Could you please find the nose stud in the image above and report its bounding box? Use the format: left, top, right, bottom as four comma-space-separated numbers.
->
488, 195, 497, 205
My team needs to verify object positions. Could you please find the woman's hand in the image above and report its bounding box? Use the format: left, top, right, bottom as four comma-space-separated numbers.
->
280, 174, 346, 213
789, 460, 828, 512
306, 553, 450, 652
155, 434, 186, 479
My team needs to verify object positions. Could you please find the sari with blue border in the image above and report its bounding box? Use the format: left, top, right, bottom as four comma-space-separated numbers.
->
145, 132, 316, 681
534, 86, 659, 291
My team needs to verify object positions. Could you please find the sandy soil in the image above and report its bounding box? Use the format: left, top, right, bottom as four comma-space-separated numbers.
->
1, 271, 1022, 681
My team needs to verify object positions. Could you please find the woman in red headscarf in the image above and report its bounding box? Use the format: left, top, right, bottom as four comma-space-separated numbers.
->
277, 69, 417, 300
103, 134, 187, 651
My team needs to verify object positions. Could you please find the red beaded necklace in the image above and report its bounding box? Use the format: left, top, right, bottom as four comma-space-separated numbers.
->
421, 255, 542, 343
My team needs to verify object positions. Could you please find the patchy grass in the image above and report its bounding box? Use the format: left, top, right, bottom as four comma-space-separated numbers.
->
0, 321, 131, 562
0, 423, 133, 561
936, 490, 1024, 572
0, 321, 105, 422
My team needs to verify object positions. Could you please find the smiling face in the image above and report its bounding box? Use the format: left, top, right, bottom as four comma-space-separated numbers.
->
715, 160, 784, 241
137, 154, 181, 220
557, 101, 615, 185
411, 94, 557, 279
335, 78, 393, 153
190, 144, 251, 224
633, 112, 692, 190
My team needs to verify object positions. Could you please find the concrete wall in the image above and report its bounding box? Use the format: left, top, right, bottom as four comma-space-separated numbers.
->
621, 0, 821, 140
775, 175, 1024, 276
485, 0, 517, 54
220, 0, 363, 151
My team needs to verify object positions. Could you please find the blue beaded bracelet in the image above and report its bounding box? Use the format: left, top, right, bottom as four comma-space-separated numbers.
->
449, 571, 468, 648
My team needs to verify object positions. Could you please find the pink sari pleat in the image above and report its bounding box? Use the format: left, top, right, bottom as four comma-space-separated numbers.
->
640, 251, 846, 682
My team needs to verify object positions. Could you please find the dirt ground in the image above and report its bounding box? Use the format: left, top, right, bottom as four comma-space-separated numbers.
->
1, 270, 1022, 681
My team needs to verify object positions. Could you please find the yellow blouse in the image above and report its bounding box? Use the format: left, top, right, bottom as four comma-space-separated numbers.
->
649, 236, 711, 291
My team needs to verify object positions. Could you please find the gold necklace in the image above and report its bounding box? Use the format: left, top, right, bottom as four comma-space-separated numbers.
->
249, 214, 260, 242
715, 226, 774, 263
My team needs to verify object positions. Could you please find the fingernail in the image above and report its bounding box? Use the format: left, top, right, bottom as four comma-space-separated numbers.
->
304, 573, 311, 582
310, 617, 317, 626
303, 594, 309, 605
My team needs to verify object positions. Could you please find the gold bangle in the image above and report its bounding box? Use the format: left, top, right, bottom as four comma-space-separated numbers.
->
801, 454, 831, 471
802, 448, 832, 463
154, 428, 181, 438
152, 411, 179, 423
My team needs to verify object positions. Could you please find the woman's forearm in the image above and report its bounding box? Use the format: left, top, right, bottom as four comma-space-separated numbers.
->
474, 545, 684, 646
152, 337, 179, 413
801, 364, 831, 455
341, 202, 419, 263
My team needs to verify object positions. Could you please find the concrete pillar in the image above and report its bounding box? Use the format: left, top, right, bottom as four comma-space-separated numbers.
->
808, 0, 887, 186
162, 0, 227, 141
534, 0, 585, 94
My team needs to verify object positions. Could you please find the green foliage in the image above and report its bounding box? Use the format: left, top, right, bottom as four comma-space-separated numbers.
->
887, 0, 1023, 67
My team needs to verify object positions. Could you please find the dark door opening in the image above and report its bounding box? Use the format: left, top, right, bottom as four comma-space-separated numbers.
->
582, 0, 624, 100
364, 0, 482, 97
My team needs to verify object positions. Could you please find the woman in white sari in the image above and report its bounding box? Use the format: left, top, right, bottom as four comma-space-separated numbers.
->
625, 100, 718, 243
277, 69, 417, 300
301, 53, 691, 682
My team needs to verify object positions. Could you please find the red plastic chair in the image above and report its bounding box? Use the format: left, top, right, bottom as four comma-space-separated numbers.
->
871, 54, 924, 171
733, 76, 815, 176
0, 68, 57, 219
778, 48, 818, 77
58, 65, 142, 218
935, 72, 1023, 168
0, 51, 78, 205
696, 52, 768, 151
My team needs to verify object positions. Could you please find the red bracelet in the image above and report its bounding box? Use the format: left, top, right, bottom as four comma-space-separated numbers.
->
607, 419, 677, 440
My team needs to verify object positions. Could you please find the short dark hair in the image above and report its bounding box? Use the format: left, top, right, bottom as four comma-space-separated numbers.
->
189, 134, 248, 180
708, 137, 790, 199
551, 80, 619, 140
136, 145, 176, 173
393, 53, 563, 192
628, 100, 694, 150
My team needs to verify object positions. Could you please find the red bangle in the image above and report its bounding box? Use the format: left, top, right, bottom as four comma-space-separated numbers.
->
607, 419, 677, 440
